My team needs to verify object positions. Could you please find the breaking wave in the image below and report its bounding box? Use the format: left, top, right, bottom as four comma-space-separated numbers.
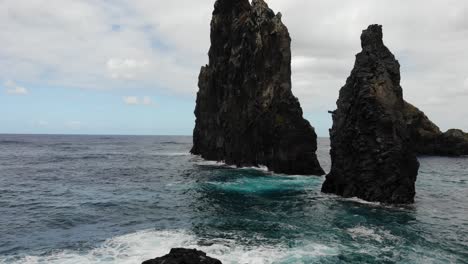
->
0, 230, 337, 264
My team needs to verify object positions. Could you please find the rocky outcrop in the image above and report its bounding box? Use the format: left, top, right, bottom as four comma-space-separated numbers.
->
142, 248, 222, 264
322, 25, 419, 204
191, 0, 324, 175
404, 102, 468, 156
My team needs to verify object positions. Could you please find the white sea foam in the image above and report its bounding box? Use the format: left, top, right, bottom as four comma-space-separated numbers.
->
340, 197, 415, 211
194, 159, 270, 173
194, 159, 230, 167
239, 165, 269, 172
155, 152, 190, 156
324, 194, 392, 208
347, 226, 399, 244
0, 230, 337, 264
347, 226, 384, 243
343, 197, 382, 206
193, 156, 323, 176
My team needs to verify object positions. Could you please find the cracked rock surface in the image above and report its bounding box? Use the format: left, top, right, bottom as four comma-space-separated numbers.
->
191, 0, 324, 175
322, 25, 419, 204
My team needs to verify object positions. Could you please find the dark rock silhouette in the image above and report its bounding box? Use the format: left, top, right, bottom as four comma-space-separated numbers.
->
191, 0, 324, 175
322, 25, 419, 204
404, 102, 468, 156
142, 248, 222, 264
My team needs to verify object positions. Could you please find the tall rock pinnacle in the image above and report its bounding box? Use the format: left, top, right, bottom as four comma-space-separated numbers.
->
191, 0, 324, 175
322, 25, 419, 203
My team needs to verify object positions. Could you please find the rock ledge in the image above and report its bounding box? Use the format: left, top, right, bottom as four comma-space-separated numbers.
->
404, 102, 468, 156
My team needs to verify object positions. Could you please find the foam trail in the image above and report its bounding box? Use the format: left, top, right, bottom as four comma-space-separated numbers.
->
0, 230, 337, 264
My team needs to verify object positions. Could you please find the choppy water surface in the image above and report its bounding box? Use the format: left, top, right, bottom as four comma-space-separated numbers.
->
0, 135, 467, 263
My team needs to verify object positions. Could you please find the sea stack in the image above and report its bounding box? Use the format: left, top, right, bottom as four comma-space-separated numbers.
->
322, 25, 419, 204
191, 0, 324, 175
404, 102, 468, 156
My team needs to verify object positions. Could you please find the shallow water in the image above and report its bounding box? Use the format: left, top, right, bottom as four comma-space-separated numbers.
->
0, 135, 467, 263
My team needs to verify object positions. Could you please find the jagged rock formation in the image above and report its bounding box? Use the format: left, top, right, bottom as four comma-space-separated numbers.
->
404, 102, 468, 156
191, 0, 324, 175
322, 25, 419, 204
142, 248, 222, 264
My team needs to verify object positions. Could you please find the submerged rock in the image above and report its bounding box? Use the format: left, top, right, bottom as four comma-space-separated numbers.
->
322, 25, 419, 204
191, 0, 324, 175
142, 248, 222, 264
404, 102, 468, 156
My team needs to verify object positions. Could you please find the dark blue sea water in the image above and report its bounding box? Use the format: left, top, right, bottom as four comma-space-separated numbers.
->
0, 134, 467, 264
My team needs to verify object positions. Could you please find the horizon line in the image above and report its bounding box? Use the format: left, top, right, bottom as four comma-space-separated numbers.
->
0, 133, 331, 138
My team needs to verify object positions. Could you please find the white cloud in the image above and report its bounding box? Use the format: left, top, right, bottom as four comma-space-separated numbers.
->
123, 96, 154, 106
4, 80, 28, 95
107, 58, 150, 80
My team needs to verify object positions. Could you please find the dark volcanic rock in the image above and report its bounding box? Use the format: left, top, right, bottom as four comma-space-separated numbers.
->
322, 25, 419, 204
404, 102, 468, 156
142, 248, 222, 264
191, 0, 324, 175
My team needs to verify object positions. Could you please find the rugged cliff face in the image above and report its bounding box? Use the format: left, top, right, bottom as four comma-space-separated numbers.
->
322, 25, 419, 204
191, 0, 324, 175
404, 102, 468, 156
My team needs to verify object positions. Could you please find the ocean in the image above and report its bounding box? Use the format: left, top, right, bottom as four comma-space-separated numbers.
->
0, 134, 467, 264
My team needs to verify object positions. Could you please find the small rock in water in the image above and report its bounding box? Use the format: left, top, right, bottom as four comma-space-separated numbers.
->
142, 248, 222, 264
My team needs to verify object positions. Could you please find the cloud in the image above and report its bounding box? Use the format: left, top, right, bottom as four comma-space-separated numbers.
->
0, 0, 201, 93
107, 58, 150, 80
123, 96, 154, 106
4, 80, 28, 95
0, 0, 468, 131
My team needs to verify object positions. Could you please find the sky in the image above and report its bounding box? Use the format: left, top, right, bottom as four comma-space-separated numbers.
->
1, 0, 468, 136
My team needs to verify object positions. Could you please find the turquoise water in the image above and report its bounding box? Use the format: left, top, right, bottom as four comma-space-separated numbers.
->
0, 135, 467, 263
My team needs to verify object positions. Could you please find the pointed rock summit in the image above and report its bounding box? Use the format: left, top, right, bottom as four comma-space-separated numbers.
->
322, 25, 419, 204
191, 0, 324, 175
